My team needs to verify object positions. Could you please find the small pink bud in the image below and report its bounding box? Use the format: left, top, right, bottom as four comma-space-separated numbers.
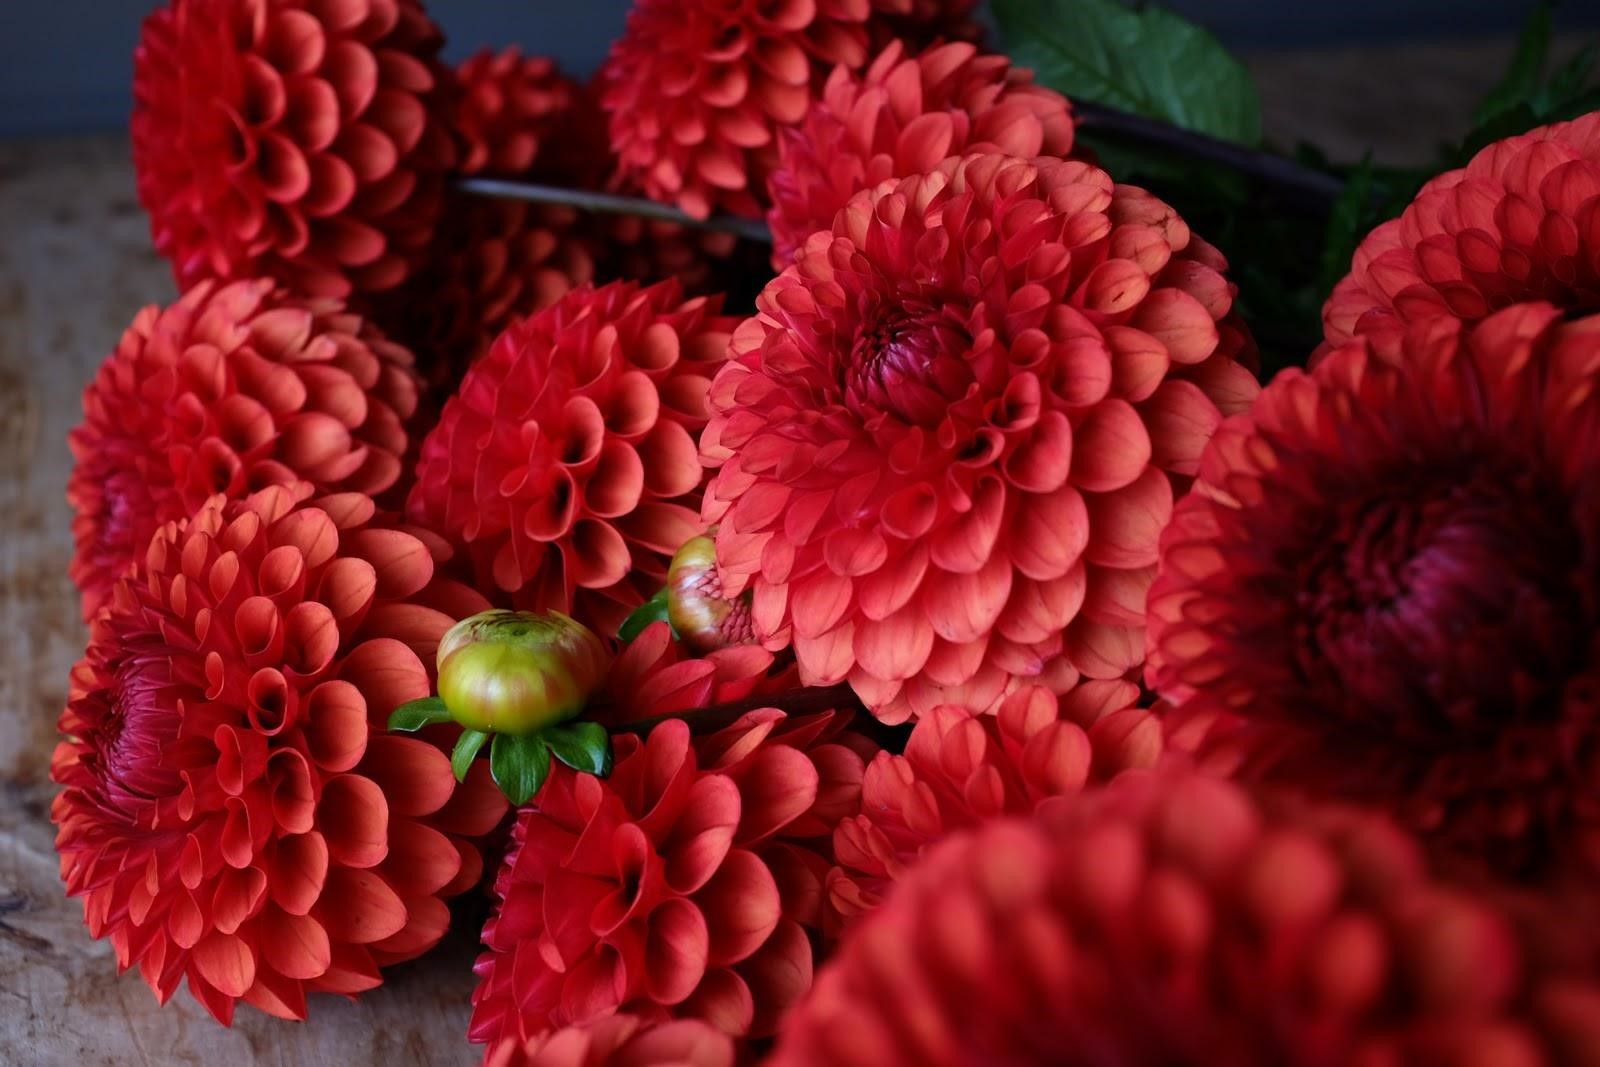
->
667, 534, 754, 653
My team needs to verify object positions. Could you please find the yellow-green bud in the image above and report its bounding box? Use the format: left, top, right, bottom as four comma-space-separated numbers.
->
436, 610, 611, 735
666, 534, 755, 653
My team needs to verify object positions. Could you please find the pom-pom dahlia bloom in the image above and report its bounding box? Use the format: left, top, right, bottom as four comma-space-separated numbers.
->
52, 484, 509, 1025
1323, 112, 1600, 346
133, 0, 456, 300
468, 710, 868, 1047
484, 1016, 734, 1067
453, 48, 586, 179
598, 0, 983, 220
828, 682, 1159, 919
702, 153, 1260, 723
766, 40, 1076, 264
772, 770, 1600, 1067
407, 281, 737, 637
1148, 303, 1600, 878
68, 278, 420, 620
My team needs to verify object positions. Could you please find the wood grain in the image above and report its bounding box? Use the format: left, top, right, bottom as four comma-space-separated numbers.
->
0, 31, 1579, 1067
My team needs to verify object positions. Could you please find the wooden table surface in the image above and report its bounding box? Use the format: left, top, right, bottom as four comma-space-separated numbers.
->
0, 33, 1576, 1067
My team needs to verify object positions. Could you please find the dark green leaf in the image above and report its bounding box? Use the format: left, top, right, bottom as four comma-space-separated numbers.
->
450, 729, 490, 782
387, 696, 452, 732
1472, 4, 1551, 126
543, 721, 614, 777
490, 732, 551, 806
1538, 42, 1597, 109
617, 587, 672, 644
994, 0, 1261, 144
1318, 154, 1376, 297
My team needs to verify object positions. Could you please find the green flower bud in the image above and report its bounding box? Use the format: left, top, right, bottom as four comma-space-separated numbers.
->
666, 534, 754, 653
436, 610, 611, 735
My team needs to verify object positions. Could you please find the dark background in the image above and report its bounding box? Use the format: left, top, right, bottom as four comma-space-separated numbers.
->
1, 0, 1595, 137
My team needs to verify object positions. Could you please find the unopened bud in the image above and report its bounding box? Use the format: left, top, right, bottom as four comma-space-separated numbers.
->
436, 610, 610, 735
667, 535, 754, 653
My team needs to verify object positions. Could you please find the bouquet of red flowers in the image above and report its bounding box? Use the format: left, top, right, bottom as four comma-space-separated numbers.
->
53, 0, 1600, 1062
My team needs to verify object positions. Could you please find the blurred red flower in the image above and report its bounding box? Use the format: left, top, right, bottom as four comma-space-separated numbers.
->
68, 278, 419, 620
702, 153, 1259, 723
772, 769, 1600, 1066
133, 0, 456, 300
1323, 112, 1600, 347
483, 1015, 734, 1067
766, 40, 1076, 264
598, 0, 984, 220
828, 682, 1159, 919
1148, 303, 1600, 878
52, 484, 508, 1025
406, 281, 736, 637
468, 710, 868, 1047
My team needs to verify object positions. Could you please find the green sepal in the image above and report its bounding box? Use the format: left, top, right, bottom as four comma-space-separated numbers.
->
490, 731, 552, 806
388, 696, 453, 732
543, 721, 614, 777
450, 729, 491, 782
617, 587, 673, 644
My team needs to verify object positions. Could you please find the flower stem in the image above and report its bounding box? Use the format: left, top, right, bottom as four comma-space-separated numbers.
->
454, 177, 773, 242
1072, 100, 1346, 209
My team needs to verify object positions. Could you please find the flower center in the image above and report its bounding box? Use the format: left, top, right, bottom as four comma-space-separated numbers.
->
1295, 460, 1585, 733
97, 653, 184, 805
845, 312, 973, 428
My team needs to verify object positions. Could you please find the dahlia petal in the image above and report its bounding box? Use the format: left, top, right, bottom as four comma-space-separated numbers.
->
1071, 399, 1151, 493
1083, 467, 1172, 569
360, 734, 454, 817
794, 621, 856, 686
678, 968, 755, 1035
319, 773, 391, 868
855, 541, 929, 621
259, 908, 333, 981
1065, 617, 1144, 680
926, 552, 1013, 644
735, 745, 821, 844
315, 867, 408, 944
928, 475, 1005, 574
337, 637, 430, 723
853, 605, 935, 681
822, 526, 888, 577
643, 896, 710, 1004
192, 931, 256, 999
697, 849, 782, 966
304, 679, 369, 771
739, 918, 813, 1036
664, 776, 741, 895
1009, 485, 1089, 582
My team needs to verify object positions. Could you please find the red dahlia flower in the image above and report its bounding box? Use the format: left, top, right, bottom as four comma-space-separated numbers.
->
1147, 303, 1600, 878
598, 0, 984, 220
702, 153, 1259, 723
484, 1016, 734, 1067
468, 710, 869, 1047
772, 770, 1600, 1067
52, 484, 508, 1025
453, 48, 586, 179
68, 278, 420, 620
766, 40, 1076, 264
406, 280, 737, 637
133, 0, 456, 300
828, 682, 1159, 919
1323, 112, 1600, 347
595, 620, 798, 726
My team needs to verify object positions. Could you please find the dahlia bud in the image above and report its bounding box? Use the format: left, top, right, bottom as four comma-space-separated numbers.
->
666, 534, 754, 653
437, 610, 611, 735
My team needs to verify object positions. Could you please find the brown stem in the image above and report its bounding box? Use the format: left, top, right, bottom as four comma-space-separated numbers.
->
609, 682, 862, 737
454, 177, 773, 243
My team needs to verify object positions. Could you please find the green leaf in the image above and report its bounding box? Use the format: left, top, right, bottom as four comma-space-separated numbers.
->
1471, 4, 1551, 127
1318, 154, 1377, 297
450, 729, 490, 782
387, 696, 452, 732
490, 732, 551, 806
994, 0, 1261, 144
543, 721, 614, 777
617, 587, 672, 644
1538, 42, 1597, 110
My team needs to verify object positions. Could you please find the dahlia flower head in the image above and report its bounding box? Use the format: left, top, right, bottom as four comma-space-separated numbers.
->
594, 620, 799, 727
599, 0, 984, 220
772, 769, 1600, 1067
702, 152, 1260, 723
483, 1016, 734, 1067
1323, 111, 1600, 348
133, 0, 456, 300
1148, 303, 1600, 879
828, 681, 1162, 919
52, 483, 508, 1025
468, 710, 871, 1047
407, 280, 737, 638
68, 278, 420, 621
766, 39, 1077, 265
